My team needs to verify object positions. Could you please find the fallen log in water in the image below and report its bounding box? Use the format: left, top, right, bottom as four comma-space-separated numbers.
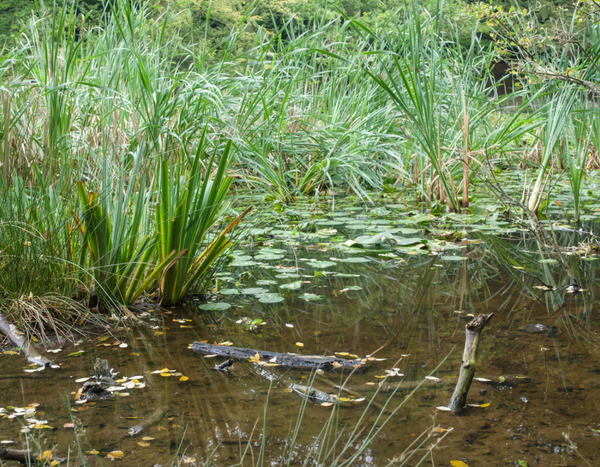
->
0, 312, 52, 366
191, 342, 364, 369
448, 313, 494, 414
0, 448, 36, 464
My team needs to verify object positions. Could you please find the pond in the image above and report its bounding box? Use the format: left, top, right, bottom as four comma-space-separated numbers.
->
1, 189, 600, 466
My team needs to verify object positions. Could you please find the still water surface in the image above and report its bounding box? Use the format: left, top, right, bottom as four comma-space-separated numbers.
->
1, 200, 599, 466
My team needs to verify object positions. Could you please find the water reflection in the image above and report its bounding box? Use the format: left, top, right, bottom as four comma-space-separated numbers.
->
1, 207, 599, 466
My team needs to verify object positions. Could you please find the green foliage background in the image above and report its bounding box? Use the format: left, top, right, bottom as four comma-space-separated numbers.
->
1, 0, 574, 51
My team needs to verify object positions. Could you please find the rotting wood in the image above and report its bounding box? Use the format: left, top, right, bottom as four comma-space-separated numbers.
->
448, 313, 494, 414
0, 312, 52, 366
191, 342, 364, 370
128, 403, 170, 436
0, 448, 36, 464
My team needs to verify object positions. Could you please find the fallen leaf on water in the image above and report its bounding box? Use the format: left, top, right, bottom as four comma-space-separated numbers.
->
118, 343, 128, 348
499, 376, 506, 383
75, 377, 90, 383
74, 388, 83, 401
320, 402, 333, 407
137, 442, 150, 447
424, 376, 441, 382
285, 323, 294, 328
365, 382, 375, 386
295, 342, 304, 347
182, 456, 197, 464
33, 423, 52, 429
179, 376, 189, 382
480, 403, 491, 407
336, 352, 349, 356
450, 461, 468, 467
3, 351, 19, 355
474, 377, 491, 382
88, 450, 99, 455
433, 426, 445, 433
283, 388, 293, 393
436, 406, 452, 412
63, 423, 75, 428
160, 373, 171, 377
107, 450, 124, 460
39, 450, 53, 462
203, 354, 217, 358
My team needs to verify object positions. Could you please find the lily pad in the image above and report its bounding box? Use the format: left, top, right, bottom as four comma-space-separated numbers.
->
306, 261, 337, 269
280, 281, 303, 290
254, 254, 285, 261
229, 260, 259, 267
256, 279, 278, 285
199, 303, 231, 311
299, 293, 323, 301
339, 257, 370, 263
242, 287, 269, 295
348, 232, 424, 248
258, 293, 285, 304
219, 288, 241, 295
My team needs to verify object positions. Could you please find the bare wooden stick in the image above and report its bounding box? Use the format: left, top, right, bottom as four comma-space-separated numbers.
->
448, 313, 494, 414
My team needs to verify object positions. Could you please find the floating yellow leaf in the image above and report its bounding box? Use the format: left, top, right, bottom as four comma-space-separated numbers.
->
107, 450, 124, 460
137, 442, 150, 447
39, 450, 53, 461
295, 342, 304, 347
450, 461, 468, 467
179, 376, 189, 382
480, 403, 490, 408
283, 388, 293, 393
142, 437, 155, 441
88, 450, 99, 455
33, 422, 52, 429
336, 352, 349, 356
160, 373, 171, 377
3, 351, 18, 355
249, 352, 260, 363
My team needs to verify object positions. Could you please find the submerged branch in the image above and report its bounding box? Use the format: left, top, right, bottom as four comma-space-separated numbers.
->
0, 312, 52, 366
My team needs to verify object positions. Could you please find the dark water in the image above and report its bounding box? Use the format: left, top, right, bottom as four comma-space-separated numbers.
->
1, 198, 600, 466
